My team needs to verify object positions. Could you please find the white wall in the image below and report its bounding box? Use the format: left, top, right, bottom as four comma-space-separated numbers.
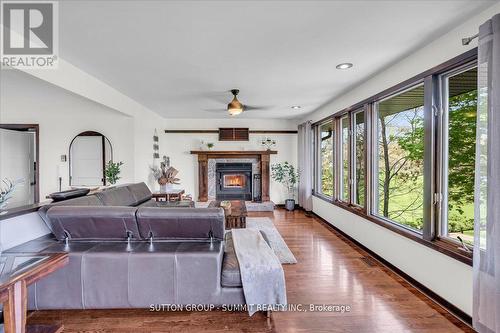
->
303, 3, 500, 316
163, 118, 298, 204
314, 198, 473, 314
0, 69, 135, 199
0, 213, 50, 251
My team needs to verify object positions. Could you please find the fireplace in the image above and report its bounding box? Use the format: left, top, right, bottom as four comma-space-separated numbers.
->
190, 150, 276, 202
216, 163, 252, 200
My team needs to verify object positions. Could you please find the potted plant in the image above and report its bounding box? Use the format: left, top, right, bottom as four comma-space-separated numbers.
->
105, 161, 124, 185
271, 162, 298, 211
150, 161, 180, 192
206, 142, 214, 150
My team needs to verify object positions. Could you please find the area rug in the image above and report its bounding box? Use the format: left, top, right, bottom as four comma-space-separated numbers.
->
246, 217, 297, 264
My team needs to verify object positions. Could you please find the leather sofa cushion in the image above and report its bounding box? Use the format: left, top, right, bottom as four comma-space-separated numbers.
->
96, 186, 136, 206
136, 208, 225, 240
46, 206, 140, 241
126, 182, 152, 206
38, 195, 103, 229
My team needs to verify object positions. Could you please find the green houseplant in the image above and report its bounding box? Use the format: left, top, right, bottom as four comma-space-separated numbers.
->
105, 161, 124, 185
271, 162, 298, 211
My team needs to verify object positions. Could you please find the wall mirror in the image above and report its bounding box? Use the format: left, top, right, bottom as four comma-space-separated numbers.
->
69, 131, 112, 186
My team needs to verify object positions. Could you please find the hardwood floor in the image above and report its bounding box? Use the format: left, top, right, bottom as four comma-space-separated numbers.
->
28, 209, 473, 333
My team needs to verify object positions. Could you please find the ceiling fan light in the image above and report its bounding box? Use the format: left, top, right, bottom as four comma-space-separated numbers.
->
227, 97, 243, 115
228, 108, 243, 116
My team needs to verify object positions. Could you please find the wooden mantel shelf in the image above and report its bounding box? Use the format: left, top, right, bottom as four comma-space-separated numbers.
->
190, 150, 276, 202
190, 150, 277, 155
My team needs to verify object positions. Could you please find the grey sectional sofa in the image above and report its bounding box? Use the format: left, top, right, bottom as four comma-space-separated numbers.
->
6, 183, 245, 310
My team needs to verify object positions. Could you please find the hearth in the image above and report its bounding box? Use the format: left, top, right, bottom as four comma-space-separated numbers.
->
216, 163, 252, 200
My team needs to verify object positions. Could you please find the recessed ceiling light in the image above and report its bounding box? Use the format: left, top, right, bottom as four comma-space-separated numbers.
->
291, 105, 301, 109
336, 63, 353, 70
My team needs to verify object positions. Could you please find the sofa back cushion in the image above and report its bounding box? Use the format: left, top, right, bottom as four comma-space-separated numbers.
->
38, 194, 103, 228
126, 182, 152, 206
95, 186, 135, 206
136, 208, 225, 240
46, 206, 140, 241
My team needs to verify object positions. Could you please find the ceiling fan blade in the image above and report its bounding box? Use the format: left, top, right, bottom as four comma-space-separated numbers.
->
203, 108, 227, 113
244, 105, 272, 111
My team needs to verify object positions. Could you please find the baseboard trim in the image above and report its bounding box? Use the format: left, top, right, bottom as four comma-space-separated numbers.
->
310, 211, 473, 329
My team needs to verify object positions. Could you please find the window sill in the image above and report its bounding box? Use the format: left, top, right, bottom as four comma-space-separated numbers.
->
312, 194, 472, 266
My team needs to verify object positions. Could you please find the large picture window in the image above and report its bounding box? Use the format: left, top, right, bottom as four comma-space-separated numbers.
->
441, 66, 477, 245
317, 120, 334, 197
312, 49, 477, 262
375, 84, 425, 231
353, 110, 365, 207
340, 116, 350, 201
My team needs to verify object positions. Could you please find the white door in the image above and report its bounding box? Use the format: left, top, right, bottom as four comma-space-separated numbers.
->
0, 129, 35, 208
70, 136, 103, 186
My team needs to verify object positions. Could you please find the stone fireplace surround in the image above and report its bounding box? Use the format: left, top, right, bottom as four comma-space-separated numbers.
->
190, 150, 277, 202
209, 159, 257, 200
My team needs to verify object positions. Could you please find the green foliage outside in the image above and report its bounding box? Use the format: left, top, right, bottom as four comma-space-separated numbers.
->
320, 126, 334, 197
378, 90, 477, 235
318, 89, 477, 240
105, 161, 124, 185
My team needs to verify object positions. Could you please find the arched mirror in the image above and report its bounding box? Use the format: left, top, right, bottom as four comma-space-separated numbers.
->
69, 131, 112, 186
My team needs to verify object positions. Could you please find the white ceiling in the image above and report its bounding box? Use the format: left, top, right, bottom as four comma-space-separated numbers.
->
58, 0, 494, 119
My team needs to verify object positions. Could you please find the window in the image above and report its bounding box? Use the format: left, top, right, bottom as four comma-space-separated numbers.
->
340, 116, 350, 201
311, 49, 477, 262
441, 66, 477, 245
317, 120, 334, 197
374, 84, 425, 232
353, 110, 365, 207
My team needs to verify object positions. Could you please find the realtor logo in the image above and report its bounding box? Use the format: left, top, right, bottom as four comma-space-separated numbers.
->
1, 1, 58, 68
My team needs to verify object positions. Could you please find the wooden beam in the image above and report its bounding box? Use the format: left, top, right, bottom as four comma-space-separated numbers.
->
190, 150, 277, 155
165, 129, 297, 134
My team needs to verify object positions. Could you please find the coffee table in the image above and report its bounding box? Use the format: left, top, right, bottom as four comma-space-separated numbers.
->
208, 200, 247, 229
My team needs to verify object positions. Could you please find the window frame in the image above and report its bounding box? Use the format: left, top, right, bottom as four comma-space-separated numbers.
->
371, 81, 427, 234
311, 48, 478, 265
437, 61, 478, 247
314, 118, 335, 200
351, 107, 367, 209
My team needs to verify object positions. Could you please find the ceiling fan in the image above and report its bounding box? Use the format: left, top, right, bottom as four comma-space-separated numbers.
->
205, 89, 270, 116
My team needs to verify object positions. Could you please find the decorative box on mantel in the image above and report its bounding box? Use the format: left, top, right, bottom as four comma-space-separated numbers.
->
190, 150, 277, 202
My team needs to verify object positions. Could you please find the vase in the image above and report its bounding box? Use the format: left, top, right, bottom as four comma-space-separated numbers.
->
285, 199, 295, 211
160, 183, 174, 192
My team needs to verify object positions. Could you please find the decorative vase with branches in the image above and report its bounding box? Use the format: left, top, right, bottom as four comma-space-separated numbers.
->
105, 161, 124, 185
150, 158, 180, 192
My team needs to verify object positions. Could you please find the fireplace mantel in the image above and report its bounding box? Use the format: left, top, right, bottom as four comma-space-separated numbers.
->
190, 150, 277, 202
190, 150, 277, 156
